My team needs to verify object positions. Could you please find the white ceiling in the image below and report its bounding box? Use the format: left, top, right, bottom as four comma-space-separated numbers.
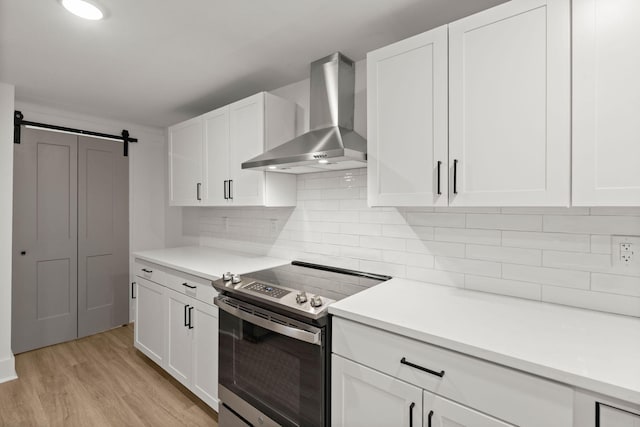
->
0, 0, 506, 128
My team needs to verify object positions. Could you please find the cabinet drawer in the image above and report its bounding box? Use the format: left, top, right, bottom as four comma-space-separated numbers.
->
134, 259, 214, 300
332, 317, 573, 427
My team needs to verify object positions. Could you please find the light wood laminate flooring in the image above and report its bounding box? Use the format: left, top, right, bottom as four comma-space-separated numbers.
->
0, 324, 218, 427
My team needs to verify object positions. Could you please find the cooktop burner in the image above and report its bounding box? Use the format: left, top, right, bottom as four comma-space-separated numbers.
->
212, 261, 391, 321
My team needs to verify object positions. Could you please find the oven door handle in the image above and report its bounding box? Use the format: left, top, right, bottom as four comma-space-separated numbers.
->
215, 297, 322, 346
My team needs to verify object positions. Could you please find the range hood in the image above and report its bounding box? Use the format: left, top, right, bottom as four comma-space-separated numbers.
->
242, 52, 367, 173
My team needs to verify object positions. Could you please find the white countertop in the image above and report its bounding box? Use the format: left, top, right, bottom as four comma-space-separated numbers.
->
133, 246, 289, 281
329, 278, 640, 405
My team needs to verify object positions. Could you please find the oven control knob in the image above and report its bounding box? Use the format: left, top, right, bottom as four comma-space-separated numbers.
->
222, 272, 233, 281
295, 291, 308, 304
231, 274, 242, 284
310, 295, 323, 308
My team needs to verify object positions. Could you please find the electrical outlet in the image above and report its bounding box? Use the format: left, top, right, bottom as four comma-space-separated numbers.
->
612, 236, 640, 268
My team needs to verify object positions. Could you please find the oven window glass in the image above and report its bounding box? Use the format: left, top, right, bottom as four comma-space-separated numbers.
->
219, 309, 325, 427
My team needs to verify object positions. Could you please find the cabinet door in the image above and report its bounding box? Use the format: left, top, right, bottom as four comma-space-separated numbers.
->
332, 355, 423, 427
166, 289, 193, 387
134, 278, 165, 366
202, 106, 230, 206
573, 0, 640, 206
168, 116, 203, 205
229, 93, 266, 206
449, 0, 570, 206
367, 25, 448, 207
424, 391, 514, 427
598, 403, 640, 427
191, 300, 219, 410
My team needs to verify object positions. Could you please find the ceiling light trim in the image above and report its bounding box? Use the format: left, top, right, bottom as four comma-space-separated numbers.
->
60, 0, 105, 20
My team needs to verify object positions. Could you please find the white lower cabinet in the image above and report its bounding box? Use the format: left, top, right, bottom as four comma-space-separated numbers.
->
332, 317, 573, 427
134, 277, 165, 366
424, 391, 513, 427
134, 260, 219, 411
332, 354, 423, 427
166, 289, 194, 387
191, 300, 219, 409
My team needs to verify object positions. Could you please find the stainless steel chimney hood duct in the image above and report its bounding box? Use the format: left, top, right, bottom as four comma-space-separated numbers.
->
242, 52, 367, 173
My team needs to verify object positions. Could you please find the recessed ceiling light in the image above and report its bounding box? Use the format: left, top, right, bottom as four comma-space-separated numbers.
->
318, 159, 329, 164
61, 0, 104, 20
268, 166, 278, 170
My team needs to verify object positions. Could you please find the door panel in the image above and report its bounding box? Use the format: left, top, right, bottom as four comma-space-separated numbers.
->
229, 94, 265, 205
169, 116, 203, 205
573, 0, 640, 205
166, 290, 193, 386
192, 301, 219, 409
448, 0, 570, 206
12, 128, 78, 354
134, 278, 165, 365
203, 107, 229, 205
424, 391, 514, 427
78, 136, 129, 338
332, 354, 423, 427
367, 25, 448, 207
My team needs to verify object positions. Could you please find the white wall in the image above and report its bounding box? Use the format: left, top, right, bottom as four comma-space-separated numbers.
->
179, 60, 640, 318
14, 101, 168, 323
0, 82, 17, 383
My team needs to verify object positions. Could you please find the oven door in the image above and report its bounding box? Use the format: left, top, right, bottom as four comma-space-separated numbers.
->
216, 296, 326, 427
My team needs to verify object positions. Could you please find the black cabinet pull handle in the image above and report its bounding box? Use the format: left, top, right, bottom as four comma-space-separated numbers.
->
428, 410, 434, 427
229, 180, 233, 200
196, 183, 202, 201
20, 251, 26, 256
131, 282, 136, 299
409, 402, 415, 427
436, 160, 442, 195
141, 268, 152, 274
184, 305, 189, 327
182, 282, 196, 290
400, 357, 445, 378
188, 306, 194, 329
223, 180, 228, 199
453, 159, 458, 194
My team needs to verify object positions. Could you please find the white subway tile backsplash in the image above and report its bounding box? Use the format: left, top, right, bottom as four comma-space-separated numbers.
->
382, 224, 434, 240
406, 240, 466, 258
502, 231, 590, 252
590, 235, 612, 254
591, 273, 640, 297
434, 256, 501, 277
502, 264, 590, 289
465, 275, 542, 301
434, 227, 501, 245
185, 169, 640, 317
360, 235, 406, 251
466, 244, 542, 266
383, 250, 434, 268
405, 267, 465, 287
466, 214, 542, 231
542, 286, 640, 317
339, 223, 381, 236
406, 212, 466, 228
544, 215, 640, 235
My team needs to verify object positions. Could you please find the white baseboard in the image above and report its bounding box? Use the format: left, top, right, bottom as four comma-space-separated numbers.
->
0, 354, 17, 383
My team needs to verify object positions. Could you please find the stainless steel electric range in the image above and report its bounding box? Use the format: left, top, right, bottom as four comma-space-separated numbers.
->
213, 261, 390, 427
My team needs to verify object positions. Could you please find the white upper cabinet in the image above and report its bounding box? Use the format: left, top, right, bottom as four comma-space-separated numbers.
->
448, 0, 571, 206
573, 0, 640, 206
168, 116, 204, 205
168, 92, 297, 207
367, 25, 448, 207
202, 106, 229, 204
